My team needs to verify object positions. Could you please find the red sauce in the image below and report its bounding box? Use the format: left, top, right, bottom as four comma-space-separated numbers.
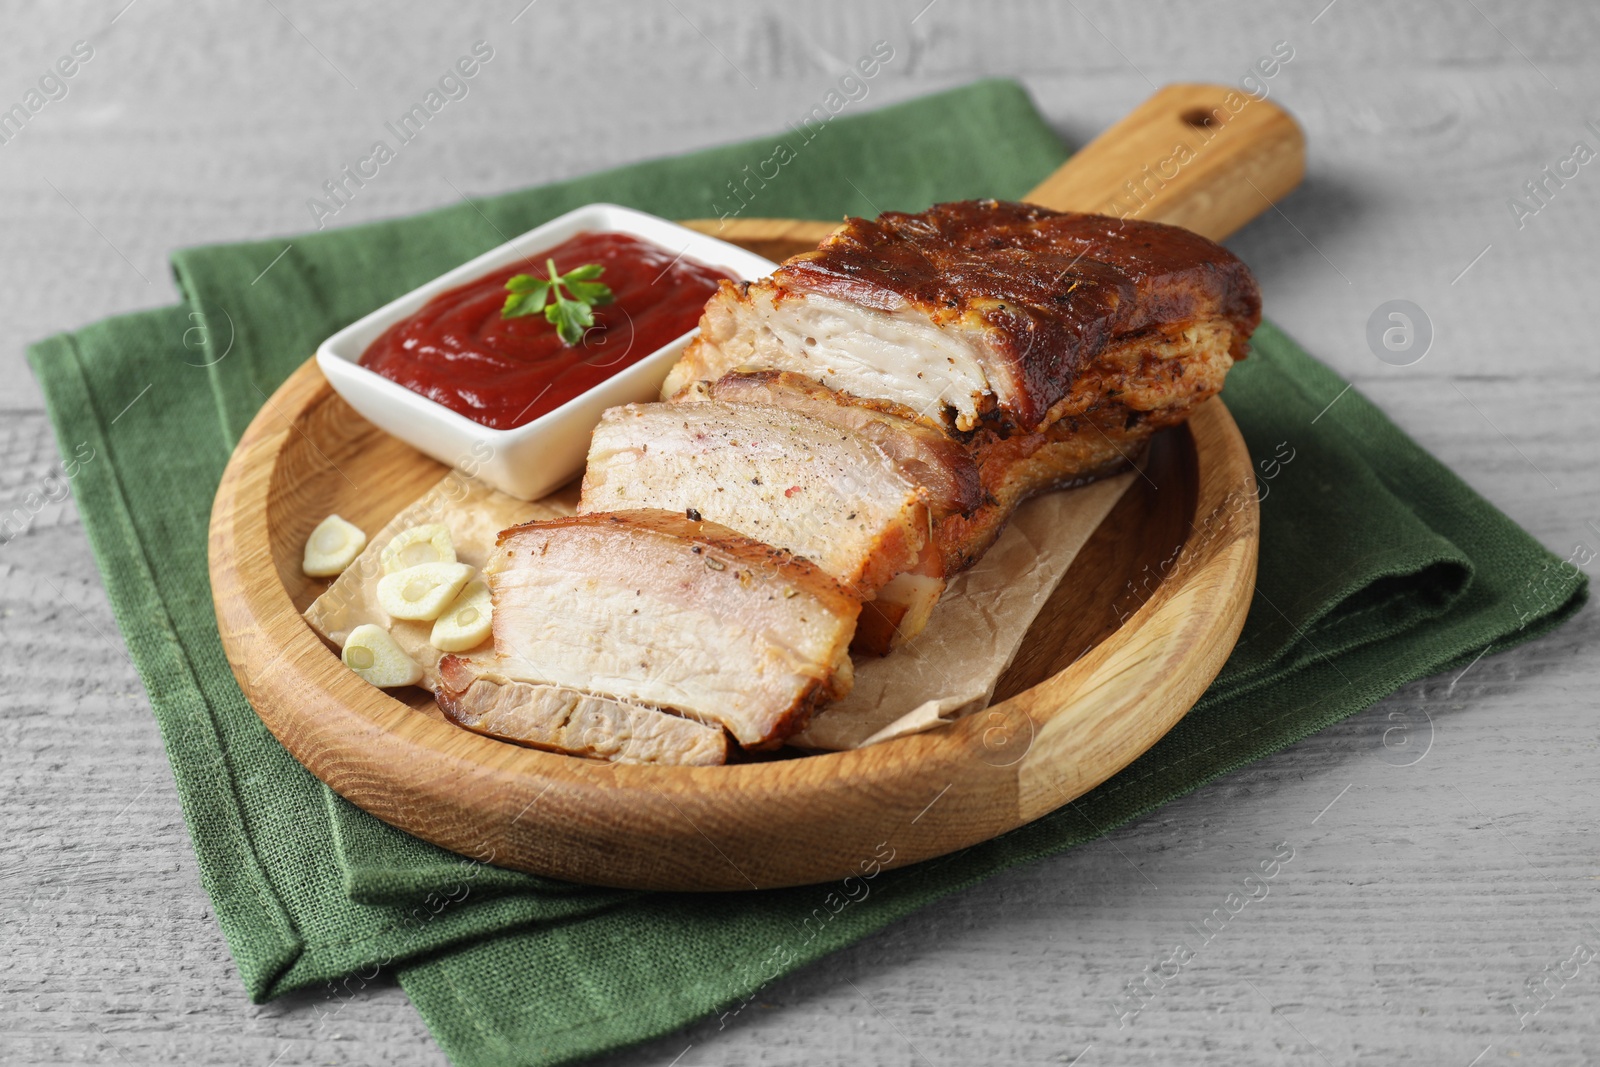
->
359, 231, 730, 429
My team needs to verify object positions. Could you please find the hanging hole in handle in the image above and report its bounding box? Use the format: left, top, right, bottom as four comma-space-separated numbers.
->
1181, 106, 1228, 131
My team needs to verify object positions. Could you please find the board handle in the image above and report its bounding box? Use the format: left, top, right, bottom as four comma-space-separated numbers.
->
1024, 82, 1304, 240
681, 82, 1303, 257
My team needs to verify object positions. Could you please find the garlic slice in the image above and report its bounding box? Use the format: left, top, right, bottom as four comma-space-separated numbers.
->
381, 523, 457, 574
341, 623, 422, 687
430, 579, 493, 652
377, 561, 475, 621
302, 514, 367, 577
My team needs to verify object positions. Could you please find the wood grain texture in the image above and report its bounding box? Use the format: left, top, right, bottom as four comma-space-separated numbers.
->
1024, 83, 1304, 240
5, 2, 1598, 1064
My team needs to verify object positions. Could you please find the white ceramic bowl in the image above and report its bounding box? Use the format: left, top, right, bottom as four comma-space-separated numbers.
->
316, 203, 778, 500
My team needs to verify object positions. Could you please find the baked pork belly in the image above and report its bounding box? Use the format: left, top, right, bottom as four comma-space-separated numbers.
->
436, 654, 728, 765
485, 510, 858, 748
580, 400, 930, 600
663, 199, 1260, 436
662, 198, 1260, 580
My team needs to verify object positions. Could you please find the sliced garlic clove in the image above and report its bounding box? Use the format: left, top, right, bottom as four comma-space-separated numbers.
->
381, 523, 457, 574
303, 514, 368, 577
377, 561, 475, 621
430, 580, 493, 652
341, 623, 422, 687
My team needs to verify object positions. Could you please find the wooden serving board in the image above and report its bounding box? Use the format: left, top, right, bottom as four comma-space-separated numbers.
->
208, 85, 1299, 890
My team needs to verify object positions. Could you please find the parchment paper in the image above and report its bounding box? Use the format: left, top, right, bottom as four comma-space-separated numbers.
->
304, 470, 1134, 749
791, 471, 1135, 750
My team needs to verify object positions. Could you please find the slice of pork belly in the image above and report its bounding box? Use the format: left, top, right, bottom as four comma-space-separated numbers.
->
662, 199, 1261, 434
579, 401, 930, 599
694, 370, 983, 519
436, 655, 728, 765
485, 510, 859, 748
664, 282, 993, 430
683, 370, 984, 653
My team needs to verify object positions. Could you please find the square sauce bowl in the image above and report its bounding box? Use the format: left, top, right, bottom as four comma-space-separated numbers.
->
316, 203, 779, 500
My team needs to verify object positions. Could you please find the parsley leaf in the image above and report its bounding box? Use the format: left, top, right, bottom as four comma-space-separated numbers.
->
500, 258, 614, 345
545, 294, 595, 344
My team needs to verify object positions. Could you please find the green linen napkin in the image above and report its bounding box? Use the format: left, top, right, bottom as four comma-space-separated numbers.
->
26, 79, 1585, 1067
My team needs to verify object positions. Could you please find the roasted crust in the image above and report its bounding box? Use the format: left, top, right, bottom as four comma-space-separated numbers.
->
774, 199, 1261, 429
941, 406, 1148, 572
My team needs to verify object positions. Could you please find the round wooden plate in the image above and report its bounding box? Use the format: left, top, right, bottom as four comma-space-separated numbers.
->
209, 83, 1294, 890
208, 355, 1257, 891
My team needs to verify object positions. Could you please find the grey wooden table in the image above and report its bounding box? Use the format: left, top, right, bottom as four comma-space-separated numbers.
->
3, 2, 1597, 1064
